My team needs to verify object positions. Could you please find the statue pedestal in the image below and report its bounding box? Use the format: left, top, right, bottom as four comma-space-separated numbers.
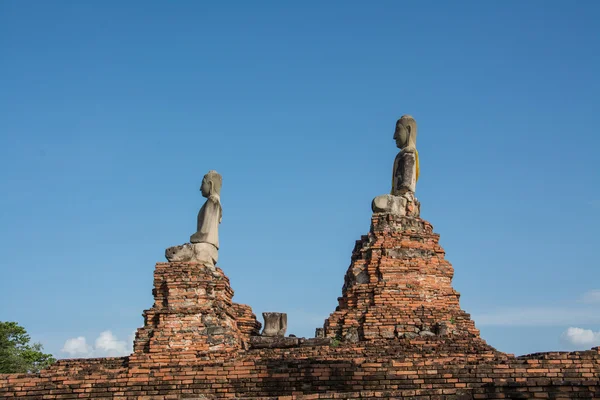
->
372, 193, 420, 217
131, 262, 259, 363
165, 242, 218, 265
323, 213, 482, 342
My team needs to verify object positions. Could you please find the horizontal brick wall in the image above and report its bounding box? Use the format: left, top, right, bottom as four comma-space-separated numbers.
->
2, 342, 600, 398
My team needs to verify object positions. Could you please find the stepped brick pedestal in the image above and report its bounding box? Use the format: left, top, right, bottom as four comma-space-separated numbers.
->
324, 213, 482, 343
131, 262, 260, 363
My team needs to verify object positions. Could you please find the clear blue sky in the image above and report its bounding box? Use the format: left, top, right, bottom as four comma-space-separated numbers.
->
1, 1, 599, 358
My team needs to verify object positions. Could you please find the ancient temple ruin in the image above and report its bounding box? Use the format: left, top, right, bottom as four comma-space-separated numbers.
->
2, 116, 600, 399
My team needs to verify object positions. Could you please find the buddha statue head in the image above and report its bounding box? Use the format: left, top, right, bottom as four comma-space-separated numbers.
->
393, 115, 417, 151
200, 170, 222, 198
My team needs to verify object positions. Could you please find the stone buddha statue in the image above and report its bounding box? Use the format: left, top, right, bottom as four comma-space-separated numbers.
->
165, 170, 223, 266
372, 115, 421, 216
190, 170, 222, 247
391, 115, 419, 196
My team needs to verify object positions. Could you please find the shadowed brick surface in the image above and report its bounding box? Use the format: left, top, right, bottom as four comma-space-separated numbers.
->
2, 345, 600, 398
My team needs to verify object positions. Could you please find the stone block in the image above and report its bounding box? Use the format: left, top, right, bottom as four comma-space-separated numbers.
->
249, 336, 299, 349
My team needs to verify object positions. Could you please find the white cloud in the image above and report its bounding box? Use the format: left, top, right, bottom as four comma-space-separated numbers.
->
580, 290, 600, 304
94, 331, 129, 357
473, 290, 600, 327
61, 330, 133, 358
561, 327, 600, 347
61, 336, 91, 356
473, 307, 600, 327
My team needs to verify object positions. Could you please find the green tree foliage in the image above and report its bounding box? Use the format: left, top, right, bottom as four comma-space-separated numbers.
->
0, 321, 56, 373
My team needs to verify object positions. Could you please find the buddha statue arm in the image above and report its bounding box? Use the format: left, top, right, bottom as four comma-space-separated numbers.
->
391, 150, 417, 196
400, 150, 417, 194
391, 154, 399, 195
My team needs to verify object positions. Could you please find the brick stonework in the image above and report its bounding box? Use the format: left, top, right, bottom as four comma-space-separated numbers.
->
324, 214, 481, 342
131, 263, 258, 362
2, 213, 600, 399
2, 344, 600, 399
231, 303, 262, 346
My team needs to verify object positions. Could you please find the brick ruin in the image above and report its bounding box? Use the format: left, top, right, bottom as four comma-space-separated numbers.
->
323, 214, 480, 342
2, 118, 600, 398
3, 208, 600, 399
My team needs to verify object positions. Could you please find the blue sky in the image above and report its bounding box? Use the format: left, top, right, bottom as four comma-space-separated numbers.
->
1, 1, 599, 358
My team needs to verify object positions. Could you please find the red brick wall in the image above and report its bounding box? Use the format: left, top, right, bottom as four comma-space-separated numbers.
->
2, 344, 600, 398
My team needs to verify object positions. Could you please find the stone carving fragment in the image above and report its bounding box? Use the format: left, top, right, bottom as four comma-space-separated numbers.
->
344, 327, 359, 343
372, 115, 420, 217
261, 312, 287, 337
434, 322, 448, 336
165, 170, 223, 266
